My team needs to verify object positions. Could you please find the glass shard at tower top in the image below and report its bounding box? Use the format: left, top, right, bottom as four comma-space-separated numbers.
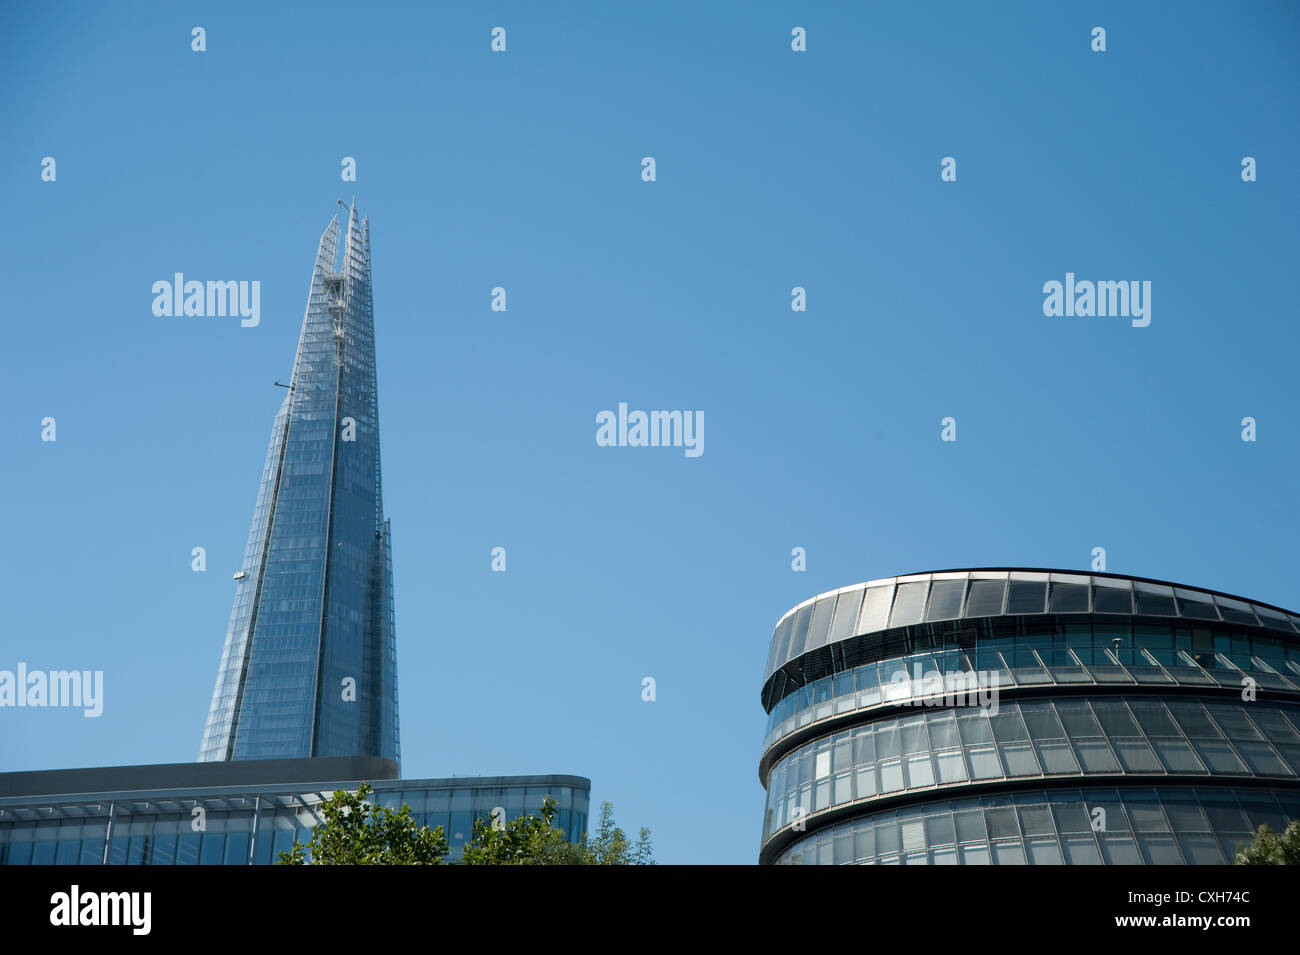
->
199, 202, 399, 767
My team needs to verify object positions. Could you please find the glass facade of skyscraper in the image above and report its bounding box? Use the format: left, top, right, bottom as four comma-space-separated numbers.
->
0, 204, 591, 866
200, 204, 399, 766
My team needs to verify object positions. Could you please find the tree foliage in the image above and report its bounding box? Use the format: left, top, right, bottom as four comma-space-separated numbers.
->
278, 784, 653, 865
584, 800, 655, 865
277, 782, 449, 865
1233, 820, 1300, 865
459, 797, 655, 865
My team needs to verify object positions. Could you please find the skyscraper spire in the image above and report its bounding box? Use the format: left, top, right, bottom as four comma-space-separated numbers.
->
200, 205, 399, 766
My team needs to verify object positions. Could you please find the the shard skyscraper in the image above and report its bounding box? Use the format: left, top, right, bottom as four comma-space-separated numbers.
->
199, 202, 399, 767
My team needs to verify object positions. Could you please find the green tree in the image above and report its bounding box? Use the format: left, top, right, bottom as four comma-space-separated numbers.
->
1233, 820, 1300, 865
277, 782, 448, 865
460, 797, 654, 865
459, 796, 576, 865
277, 785, 654, 865
585, 800, 655, 865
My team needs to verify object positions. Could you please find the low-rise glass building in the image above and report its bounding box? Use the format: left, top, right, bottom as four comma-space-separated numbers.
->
0, 757, 589, 865
759, 568, 1300, 864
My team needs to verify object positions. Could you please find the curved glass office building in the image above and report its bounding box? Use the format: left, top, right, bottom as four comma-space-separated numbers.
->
758, 569, 1300, 865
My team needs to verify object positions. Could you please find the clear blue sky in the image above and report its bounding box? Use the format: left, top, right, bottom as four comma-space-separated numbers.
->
1, 2, 1296, 864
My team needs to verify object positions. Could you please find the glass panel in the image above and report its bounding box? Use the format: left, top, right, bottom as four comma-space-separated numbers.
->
1199, 792, 1248, 832
1073, 740, 1121, 773
55, 841, 80, 865
999, 743, 1040, 776
967, 747, 1002, 779
906, 754, 935, 788
804, 597, 836, 653
925, 813, 956, 846
1178, 835, 1223, 864
1175, 589, 1220, 621
1055, 701, 1103, 737
1051, 802, 1092, 834
875, 722, 900, 759
983, 806, 1020, 839
927, 713, 959, 749
32, 840, 57, 865
964, 579, 1005, 617
1157, 794, 1207, 832
1113, 739, 1162, 772
828, 589, 864, 643
879, 761, 905, 793
960, 844, 991, 864
990, 710, 1029, 742
992, 842, 1026, 865
1049, 582, 1089, 613
151, 833, 176, 866
767, 615, 793, 676
176, 833, 201, 865
853, 726, 875, 765
953, 810, 986, 843
1027, 838, 1064, 864
199, 833, 225, 865
785, 604, 814, 660
1170, 703, 1221, 738
1253, 605, 1294, 632
900, 716, 929, 754
1091, 701, 1139, 736
1192, 741, 1248, 774
833, 831, 853, 864
1207, 705, 1264, 741
925, 579, 965, 621
855, 766, 877, 799
935, 750, 967, 783
854, 827, 875, 862
1136, 834, 1182, 864
856, 663, 881, 708
1129, 700, 1178, 737
1006, 581, 1046, 615
900, 820, 925, 852
957, 710, 994, 744
889, 582, 928, 628
1214, 597, 1259, 627
1133, 583, 1176, 617
857, 586, 893, 634
223, 832, 249, 865
1099, 834, 1142, 864
1020, 703, 1066, 740
1035, 741, 1080, 774
1151, 738, 1206, 773
1092, 583, 1133, 614
1062, 835, 1103, 864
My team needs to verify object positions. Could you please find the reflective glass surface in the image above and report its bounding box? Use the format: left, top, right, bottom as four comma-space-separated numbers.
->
200, 206, 399, 764
0, 778, 589, 865
762, 619, 1300, 752
764, 572, 1299, 681
773, 785, 1300, 865
762, 697, 1300, 846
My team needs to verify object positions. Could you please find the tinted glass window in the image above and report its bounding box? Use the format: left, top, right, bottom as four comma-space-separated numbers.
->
1007, 581, 1046, 615
964, 579, 1005, 617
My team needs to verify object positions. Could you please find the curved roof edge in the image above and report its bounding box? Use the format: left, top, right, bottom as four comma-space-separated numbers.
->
762, 567, 1300, 685
771, 567, 1298, 627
